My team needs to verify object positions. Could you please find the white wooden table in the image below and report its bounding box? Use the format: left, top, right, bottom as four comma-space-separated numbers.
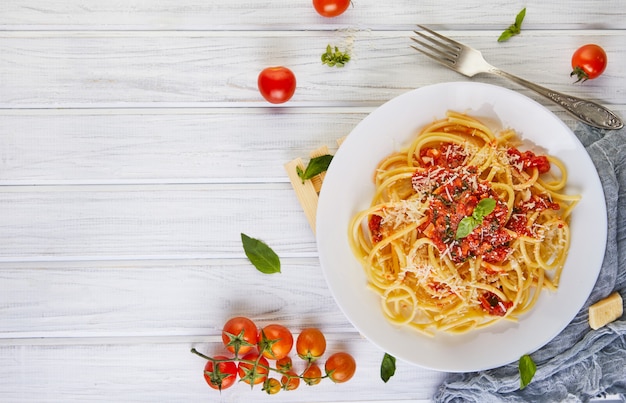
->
1, 1, 624, 401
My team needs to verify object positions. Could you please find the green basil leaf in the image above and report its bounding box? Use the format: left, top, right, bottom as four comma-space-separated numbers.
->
498, 8, 526, 42
380, 353, 396, 383
297, 154, 333, 182
515, 7, 527, 29
473, 197, 497, 219
296, 166, 304, 179
241, 233, 281, 274
456, 216, 477, 239
457, 198, 497, 239
497, 30, 513, 42
519, 354, 536, 389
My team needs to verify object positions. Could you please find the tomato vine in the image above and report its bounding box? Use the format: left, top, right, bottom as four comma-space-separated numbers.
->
192, 317, 356, 394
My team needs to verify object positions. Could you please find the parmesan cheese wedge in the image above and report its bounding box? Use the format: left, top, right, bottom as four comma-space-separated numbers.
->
588, 292, 623, 330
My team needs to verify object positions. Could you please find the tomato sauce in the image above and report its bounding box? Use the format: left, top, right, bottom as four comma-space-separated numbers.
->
419, 143, 467, 168
412, 163, 512, 264
368, 214, 383, 243
507, 147, 551, 174
506, 194, 560, 236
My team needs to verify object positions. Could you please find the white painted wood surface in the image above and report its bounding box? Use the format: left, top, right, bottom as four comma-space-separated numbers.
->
0, 1, 624, 401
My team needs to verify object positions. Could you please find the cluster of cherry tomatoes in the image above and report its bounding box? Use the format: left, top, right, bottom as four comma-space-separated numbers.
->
191, 316, 356, 394
257, 0, 352, 104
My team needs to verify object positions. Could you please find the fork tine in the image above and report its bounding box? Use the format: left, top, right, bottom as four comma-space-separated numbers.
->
413, 30, 459, 55
416, 25, 464, 50
411, 44, 453, 68
410, 36, 457, 65
411, 31, 460, 62
411, 25, 466, 67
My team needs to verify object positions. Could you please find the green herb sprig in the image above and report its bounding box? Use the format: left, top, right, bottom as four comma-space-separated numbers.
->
296, 154, 333, 183
321, 45, 351, 67
519, 354, 537, 389
241, 233, 281, 274
455, 198, 497, 239
380, 353, 396, 383
498, 8, 526, 42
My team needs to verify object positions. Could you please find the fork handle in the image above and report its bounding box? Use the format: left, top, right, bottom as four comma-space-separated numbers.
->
489, 68, 623, 130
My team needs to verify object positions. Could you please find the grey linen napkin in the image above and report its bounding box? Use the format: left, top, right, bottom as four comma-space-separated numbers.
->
434, 123, 626, 402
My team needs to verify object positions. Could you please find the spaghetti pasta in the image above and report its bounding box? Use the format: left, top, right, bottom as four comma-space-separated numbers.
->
348, 111, 580, 335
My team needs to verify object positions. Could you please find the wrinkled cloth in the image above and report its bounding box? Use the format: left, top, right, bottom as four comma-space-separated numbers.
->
434, 123, 626, 403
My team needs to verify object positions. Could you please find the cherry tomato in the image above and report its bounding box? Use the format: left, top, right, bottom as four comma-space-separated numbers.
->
302, 363, 322, 385
571, 44, 607, 83
258, 324, 294, 360
281, 370, 300, 391
296, 328, 327, 362
312, 0, 351, 18
238, 352, 270, 385
262, 377, 281, 395
257, 66, 296, 104
203, 356, 238, 390
324, 352, 356, 383
276, 356, 293, 373
222, 316, 258, 356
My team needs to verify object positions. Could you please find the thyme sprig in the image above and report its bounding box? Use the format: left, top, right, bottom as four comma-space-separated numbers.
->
321, 44, 351, 67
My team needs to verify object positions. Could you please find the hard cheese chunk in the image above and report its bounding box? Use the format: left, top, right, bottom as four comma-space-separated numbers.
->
589, 292, 624, 330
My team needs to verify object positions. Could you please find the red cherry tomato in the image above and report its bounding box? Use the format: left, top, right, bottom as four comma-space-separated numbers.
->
221, 316, 258, 356
324, 352, 356, 383
237, 352, 270, 385
276, 356, 293, 373
257, 66, 296, 104
281, 370, 300, 391
571, 44, 607, 83
295, 328, 326, 362
203, 356, 238, 390
262, 378, 281, 394
301, 363, 322, 385
258, 324, 294, 360
312, 0, 351, 18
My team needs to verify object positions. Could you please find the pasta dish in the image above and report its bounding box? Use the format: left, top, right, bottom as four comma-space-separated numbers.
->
348, 111, 580, 335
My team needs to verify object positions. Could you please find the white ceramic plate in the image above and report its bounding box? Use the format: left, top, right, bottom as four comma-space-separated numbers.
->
316, 82, 607, 372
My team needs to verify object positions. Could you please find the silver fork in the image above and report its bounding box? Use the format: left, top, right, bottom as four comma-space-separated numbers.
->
411, 25, 623, 130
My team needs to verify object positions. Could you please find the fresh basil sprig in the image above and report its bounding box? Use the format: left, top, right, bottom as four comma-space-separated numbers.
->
519, 354, 537, 389
380, 353, 396, 383
241, 233, 281, 274
498, 8, 526, 42
296, 154, 333, 183
455, 198, 497, 239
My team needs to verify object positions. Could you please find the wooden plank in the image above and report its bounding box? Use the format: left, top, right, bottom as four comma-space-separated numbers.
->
1, 0, 625, 30
0, 338, 446, 402
0, 259, 354, 337
0, 31, 624, 107
0, 109, 366, 185
0, 185, 320, 260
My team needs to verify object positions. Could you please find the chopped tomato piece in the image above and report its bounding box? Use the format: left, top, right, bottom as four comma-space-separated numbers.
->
368, 214, 383, 243
479, 292, 512, 316
507, 148, 551, 174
